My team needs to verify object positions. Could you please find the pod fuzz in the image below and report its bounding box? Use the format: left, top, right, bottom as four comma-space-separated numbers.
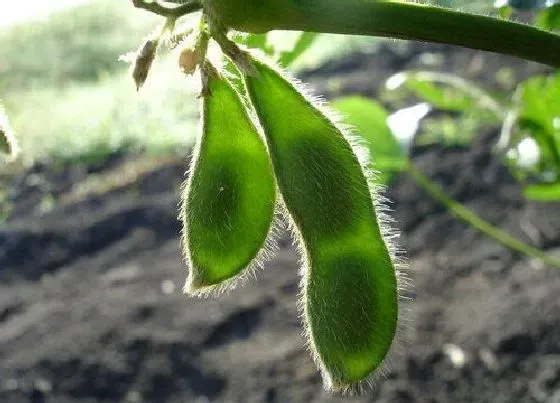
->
181, 64, 277, 296
244, 56, 408, 392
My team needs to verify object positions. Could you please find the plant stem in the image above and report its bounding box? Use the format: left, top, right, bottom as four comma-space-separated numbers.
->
406, 162, 560, 268
205, 0, 560, 67
401, 71, 506, 118
132, 0, 201, 17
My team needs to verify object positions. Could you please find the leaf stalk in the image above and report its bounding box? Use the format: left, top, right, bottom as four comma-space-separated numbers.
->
406, 162, 560, 268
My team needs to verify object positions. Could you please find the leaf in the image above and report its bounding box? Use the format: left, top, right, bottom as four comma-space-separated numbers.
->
386, 71, 504, 118
331, 96, 406, 185
244, 58, 400, 391
181, 65, 276, 295
536, 4, 560, 31
516, 72, 560, 175
404, 76, 476, 112
243, 33, 270, 51
279, 32, 318, 67
232, 31, 318, 67
232, 32, 274, 55
524, 182, 560, 201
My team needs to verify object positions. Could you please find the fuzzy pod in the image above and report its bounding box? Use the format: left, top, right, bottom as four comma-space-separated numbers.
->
244, 58, 403, 391
182, 66, 276, 295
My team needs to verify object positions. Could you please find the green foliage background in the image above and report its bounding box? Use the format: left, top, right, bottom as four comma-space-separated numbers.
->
0, 0, 198, 164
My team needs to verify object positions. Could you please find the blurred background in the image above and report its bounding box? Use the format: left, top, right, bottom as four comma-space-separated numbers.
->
0, 1, 559, 402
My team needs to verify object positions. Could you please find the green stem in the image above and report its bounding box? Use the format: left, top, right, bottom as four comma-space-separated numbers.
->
401, 71, 506, 118
406, 162, 560, 268
204, 0, 560, 67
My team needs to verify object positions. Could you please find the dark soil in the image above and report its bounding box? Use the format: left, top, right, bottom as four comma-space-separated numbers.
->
1, 42, 559, 403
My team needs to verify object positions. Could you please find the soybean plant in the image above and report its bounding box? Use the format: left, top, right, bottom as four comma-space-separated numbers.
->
120, 0, 560, 394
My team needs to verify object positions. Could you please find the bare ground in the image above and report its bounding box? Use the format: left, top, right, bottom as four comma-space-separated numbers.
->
0, 43, 559, 403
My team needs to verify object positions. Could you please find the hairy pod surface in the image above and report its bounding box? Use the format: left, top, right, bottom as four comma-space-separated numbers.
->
244, 59, 399, 391
182, 68, 276, 295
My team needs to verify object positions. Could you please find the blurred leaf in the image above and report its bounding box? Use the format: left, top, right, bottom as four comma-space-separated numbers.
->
384, 71, 503, 147
279, 32, 318, 67
386, 71, 504, 116
332, 96, 407, 185
503, 72, 560, 181
244, 34, 270, 51
235, 31, 319, 67
418, 113, 483, 146
404, 77, 476, 112
536, 4, 560, 30
234, 33, 274, 55
524, 182, 560, 200
518, 72, 560, 156
497, 5, 514, 18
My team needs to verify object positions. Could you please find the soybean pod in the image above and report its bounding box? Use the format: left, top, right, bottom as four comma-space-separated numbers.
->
182, 62, 276, 295
244, 58, 402, 391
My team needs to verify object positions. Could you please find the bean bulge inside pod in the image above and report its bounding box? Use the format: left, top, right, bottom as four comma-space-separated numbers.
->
244, 58, 400, 391
182, 65, 276, 294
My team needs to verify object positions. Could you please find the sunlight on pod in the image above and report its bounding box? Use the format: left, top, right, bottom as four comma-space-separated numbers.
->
244, 56, 408, 393
181, 62, 277, 296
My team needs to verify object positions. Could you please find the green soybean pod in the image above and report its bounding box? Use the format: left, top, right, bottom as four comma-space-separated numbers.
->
182, 64, 276, 295
244, 59, 403, 392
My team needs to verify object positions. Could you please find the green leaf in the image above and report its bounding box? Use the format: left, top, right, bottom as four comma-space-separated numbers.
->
419, 110, 489, 146
520, 73, 560, 133
331, 96, 406, 185
232, 32, 274, 55
279, 32, 318, 67
245, 58, 399, 391
386, 71, 504, 119
517, 72, 560, 175
404, 76, 476, 112
536, 4, 560, 31
524, 182, 560, 201
182, 65, 276, 295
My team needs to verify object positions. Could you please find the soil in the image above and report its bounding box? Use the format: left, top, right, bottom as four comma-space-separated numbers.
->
1, 42, 559, 403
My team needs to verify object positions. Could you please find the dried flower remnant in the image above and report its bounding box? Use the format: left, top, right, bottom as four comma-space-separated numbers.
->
0, 105, 19, 158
